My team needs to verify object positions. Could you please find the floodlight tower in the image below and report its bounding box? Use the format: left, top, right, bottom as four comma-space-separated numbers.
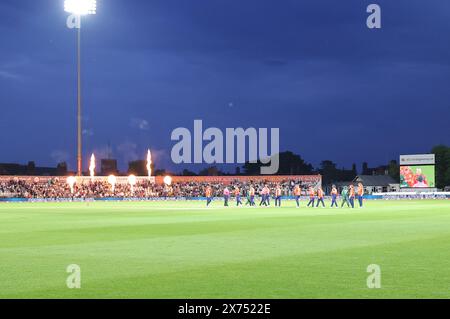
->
64, 0, 97, 176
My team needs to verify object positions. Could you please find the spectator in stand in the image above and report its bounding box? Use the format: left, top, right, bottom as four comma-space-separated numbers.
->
0, 178, 319, 203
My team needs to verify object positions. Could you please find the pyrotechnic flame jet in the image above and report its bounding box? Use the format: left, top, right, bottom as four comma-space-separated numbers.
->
89, 153, 95, 181
146, 149, 152, 178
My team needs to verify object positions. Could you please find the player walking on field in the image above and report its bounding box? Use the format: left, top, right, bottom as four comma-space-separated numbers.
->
307, 187, 315, 207
316, 187, 325, 208
244, 188, 251, 206
234, 186, 242, 206
275, 185, 282, 207
259, 188, 266, 206
223, 187, 230, 206
349, 185, 355, 208
330, 185, 338, 207
357, 183, 364, 208
293, 184, 301, 208
205, 186, 212, 206
249, 186, 256, 206
264, 185, 271, 206
341, 186, 350, 208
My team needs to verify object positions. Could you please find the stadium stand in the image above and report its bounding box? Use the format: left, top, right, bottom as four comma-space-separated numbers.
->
0, 175, 321, 200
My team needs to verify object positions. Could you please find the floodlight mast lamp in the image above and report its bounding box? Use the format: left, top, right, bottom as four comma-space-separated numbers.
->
64, 0, 97, 176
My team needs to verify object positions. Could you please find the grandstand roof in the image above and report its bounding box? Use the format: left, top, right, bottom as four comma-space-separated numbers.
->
353, 175, 397, 186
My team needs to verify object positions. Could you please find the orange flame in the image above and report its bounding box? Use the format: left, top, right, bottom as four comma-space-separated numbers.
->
146, 149, 152, 177
89, 153, 95, 180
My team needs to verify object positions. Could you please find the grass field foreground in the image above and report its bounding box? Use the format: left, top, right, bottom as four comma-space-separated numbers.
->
0, 200, 449, 298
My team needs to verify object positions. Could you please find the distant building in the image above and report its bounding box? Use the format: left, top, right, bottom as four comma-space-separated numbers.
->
101, 159, 118, 176
199, 166, 221, 176
0, 161, 67, 176
0, 163, 27, 175
354, 175, 399, 193
56, 162, 68, 175
362, 162, 389, 176
128, 160, 147, 176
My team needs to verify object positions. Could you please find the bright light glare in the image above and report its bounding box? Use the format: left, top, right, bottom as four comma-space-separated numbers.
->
128, 175, 137, 186
163, 176, 172, 186
64, 0, 97, 15
67, 176, 76, 194
108, 175, 117, 186
67, 176, 76, 186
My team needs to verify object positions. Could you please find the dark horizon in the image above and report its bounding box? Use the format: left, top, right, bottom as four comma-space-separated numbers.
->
1, 0, 449, 173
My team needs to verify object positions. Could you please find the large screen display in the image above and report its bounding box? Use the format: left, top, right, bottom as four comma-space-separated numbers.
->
400, 165, 435, 188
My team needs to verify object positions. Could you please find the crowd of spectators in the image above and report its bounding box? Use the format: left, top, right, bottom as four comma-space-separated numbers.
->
0, 178, 317, 200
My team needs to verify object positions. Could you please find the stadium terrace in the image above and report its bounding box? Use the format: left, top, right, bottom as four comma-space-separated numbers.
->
1, 175, 448, 203
0, 175, 321, 201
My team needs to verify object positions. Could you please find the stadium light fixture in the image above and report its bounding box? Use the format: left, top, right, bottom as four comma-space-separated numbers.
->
64, 0, 97, 15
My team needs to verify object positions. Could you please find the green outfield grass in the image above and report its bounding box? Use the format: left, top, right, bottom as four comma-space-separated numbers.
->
0, 199, 449, 299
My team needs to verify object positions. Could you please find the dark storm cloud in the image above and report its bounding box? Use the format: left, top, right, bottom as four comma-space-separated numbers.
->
0, 0, 449, 172
97, 1, 450, 65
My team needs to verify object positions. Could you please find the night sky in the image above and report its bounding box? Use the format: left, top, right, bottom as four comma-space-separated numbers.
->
1, 0, 449, 173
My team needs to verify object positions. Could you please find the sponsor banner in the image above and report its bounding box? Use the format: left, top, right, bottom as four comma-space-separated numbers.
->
154, 175, 322, 185
400, 154, 435, 165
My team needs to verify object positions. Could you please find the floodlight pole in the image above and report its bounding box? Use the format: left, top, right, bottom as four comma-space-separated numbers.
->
77, 21, 82, 177
65, 1, 97, 176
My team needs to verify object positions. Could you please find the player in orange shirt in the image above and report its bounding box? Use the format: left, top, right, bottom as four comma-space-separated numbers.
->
307, 187, 315, 207
275, 185, 282, 207
293, 184, 301, 208
316, 187, 325, 207
234, 186, 242, 206
249, 185, 256, 206
349, 185, 355, 208
265, 185, 271, 206
357, 182, 364, 208
330, 185, 338, 208
205, 186, 212, 206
